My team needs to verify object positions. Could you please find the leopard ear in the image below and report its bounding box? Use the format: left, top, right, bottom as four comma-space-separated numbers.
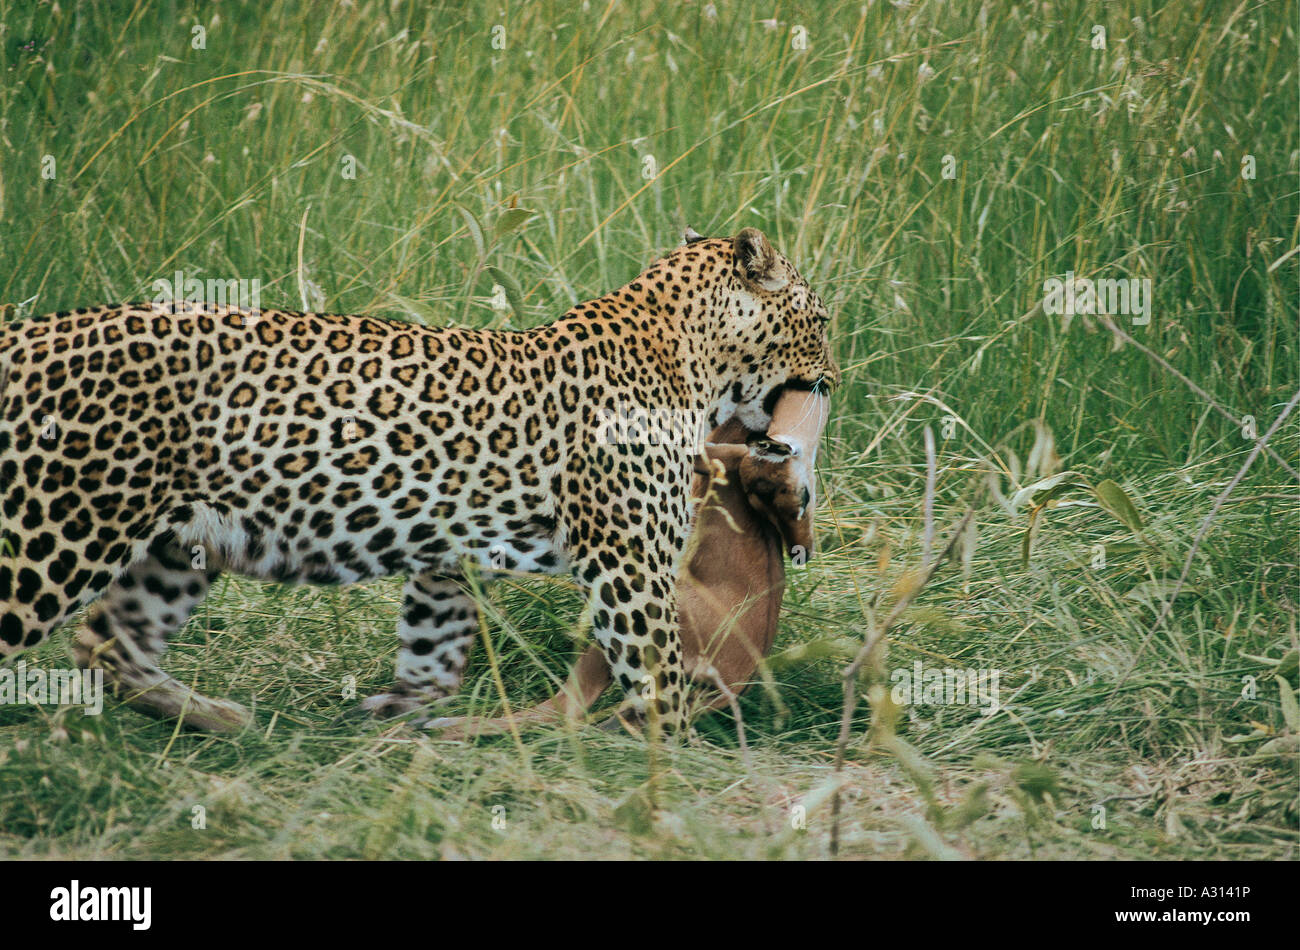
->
683, 226, 705, 245
734, 227, 789, 292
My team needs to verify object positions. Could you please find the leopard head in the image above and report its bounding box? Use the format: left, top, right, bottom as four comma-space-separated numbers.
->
666, 227, 840, 432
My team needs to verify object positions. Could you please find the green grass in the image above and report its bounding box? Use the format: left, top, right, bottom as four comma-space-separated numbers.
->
1, 0, 1297, 859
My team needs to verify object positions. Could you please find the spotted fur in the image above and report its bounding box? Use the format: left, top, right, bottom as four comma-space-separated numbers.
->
0, 228, 837, 732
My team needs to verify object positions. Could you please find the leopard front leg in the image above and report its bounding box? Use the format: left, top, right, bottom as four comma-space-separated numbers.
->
362, 572, 478, 719
579, 562, 687, 734
564, 441, 694, 734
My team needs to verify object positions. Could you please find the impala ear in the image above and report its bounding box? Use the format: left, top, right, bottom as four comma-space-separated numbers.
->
734, 227, 790, 292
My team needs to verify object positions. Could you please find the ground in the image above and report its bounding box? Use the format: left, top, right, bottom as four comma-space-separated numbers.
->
0, 0, 1296, 859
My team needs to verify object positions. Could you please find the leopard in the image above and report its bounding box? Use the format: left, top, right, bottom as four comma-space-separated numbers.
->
0, 226, 838, 733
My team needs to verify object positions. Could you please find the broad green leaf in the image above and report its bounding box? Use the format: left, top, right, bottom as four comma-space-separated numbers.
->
1098, 541, 1145, 556
1062, 539, 1144, 568
1009, 470, 1085, 511
1223, 731, 1267, 744
494, 207, 535, 239
457, 205, 486, 259
1093, 478, 1144, 531
486, 265, 526, 322
1276, 676, 1300, 732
